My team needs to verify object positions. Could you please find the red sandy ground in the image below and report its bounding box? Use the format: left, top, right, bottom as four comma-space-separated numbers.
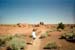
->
0, 24, 75, 50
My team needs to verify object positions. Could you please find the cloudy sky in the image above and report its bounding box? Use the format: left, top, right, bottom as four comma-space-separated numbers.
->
0, 0, 75, 24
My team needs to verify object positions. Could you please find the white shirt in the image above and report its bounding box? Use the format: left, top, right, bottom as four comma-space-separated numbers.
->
32, 32, 36, 38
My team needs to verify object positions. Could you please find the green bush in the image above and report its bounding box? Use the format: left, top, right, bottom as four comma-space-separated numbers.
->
0, 34, 26, 50
60, 32, 75, 41
57, 22, 65, 30
0, 34, 13, 47
44, 41, 57, 49
7, 37, 26, 50
0, 39, 6, 47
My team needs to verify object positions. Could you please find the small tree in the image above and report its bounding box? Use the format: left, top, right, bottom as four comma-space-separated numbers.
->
40, 22, 44, 25
57, 22, 65, 30
17, 23, 21, 27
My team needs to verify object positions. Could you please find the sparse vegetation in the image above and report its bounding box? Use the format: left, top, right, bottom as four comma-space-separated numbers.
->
57, 22, 65, 30
43, 41, 57, 49
14, 34, 26, 39
29, 35, 32, 38
7, 37, 26, 50
60, 32, 75, 42
40, 22, 44, 25
17, 23, 21, 27
0, 34, 13, 47
34, 24, 39, 27
39, 31, 49, 39
47, 28, 57, 32
39, 35, 46, 39
0, 34, 26, 50
0, 24, 75, 50
70, 25, 74, 29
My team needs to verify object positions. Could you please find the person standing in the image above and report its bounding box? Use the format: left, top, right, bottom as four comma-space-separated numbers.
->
32, 29, 37, 40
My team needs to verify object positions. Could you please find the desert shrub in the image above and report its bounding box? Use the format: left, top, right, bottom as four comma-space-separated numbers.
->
60, 32, 75, 42
40, 22, 44, 25
44, 31, 49, 37
74, 25, 75, 27
39, 35, 46, 39
6, 47, 12, 50
14, 34, 26, 39
7, 37, 26, 50
34, 24, 39, 27
70, 25, 74, 29
0, 34, 13, 47
47, 29, 56, 32
0, 34, 26, 50
0, 39, 6, 47
39, 32, 49, 39
29, 35, 32, 38
17, 23, 21, 27
44, 41, 57, 49
57, 22, 65, 30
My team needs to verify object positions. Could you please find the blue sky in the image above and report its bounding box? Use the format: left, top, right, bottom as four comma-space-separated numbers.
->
0, 0, 75, 24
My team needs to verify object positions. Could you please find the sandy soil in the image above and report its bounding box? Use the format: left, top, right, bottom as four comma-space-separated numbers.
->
0, 24, 75, 50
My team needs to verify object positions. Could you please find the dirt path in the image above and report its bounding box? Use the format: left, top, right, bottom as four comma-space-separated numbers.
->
26, 31, 47, 50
